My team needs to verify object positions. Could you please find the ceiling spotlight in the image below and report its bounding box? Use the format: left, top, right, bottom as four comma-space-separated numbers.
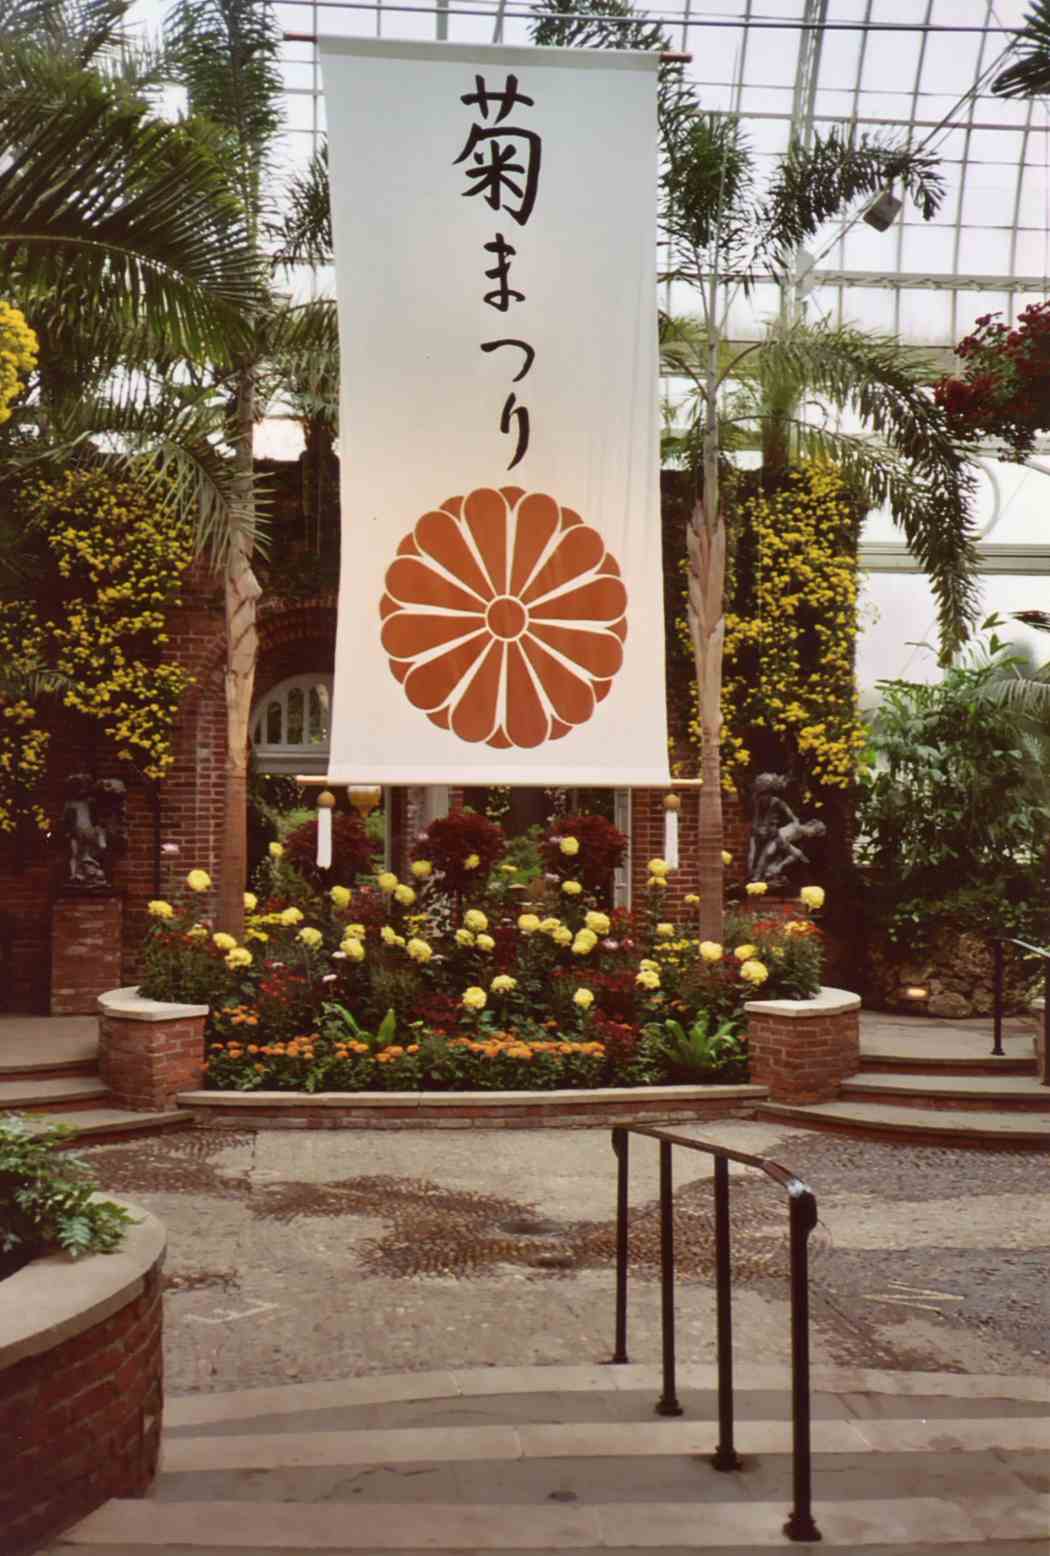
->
863, 189, 903, 232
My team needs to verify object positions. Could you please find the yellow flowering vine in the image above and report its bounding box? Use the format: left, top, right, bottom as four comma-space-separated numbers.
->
680, 462, 865, 800
0, 301, 37, 425
0, 471, 195, 834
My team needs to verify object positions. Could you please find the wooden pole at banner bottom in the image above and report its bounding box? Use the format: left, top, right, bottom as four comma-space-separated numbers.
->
294, 776, 705, 789
283, 32, 692, 60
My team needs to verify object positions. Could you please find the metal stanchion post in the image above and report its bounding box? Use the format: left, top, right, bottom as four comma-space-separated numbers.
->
711, 1156, 741, 1470
611, 1127, 630, 1363
655, 1140, 683, 1417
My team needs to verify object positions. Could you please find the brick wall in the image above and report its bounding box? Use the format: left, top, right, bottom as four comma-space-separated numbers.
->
745, 994, 860, 1104
99, 1006, 208, 1111
0, 1258, 163, 1556
629, 788, 749, 911
50, 895, 123, 1016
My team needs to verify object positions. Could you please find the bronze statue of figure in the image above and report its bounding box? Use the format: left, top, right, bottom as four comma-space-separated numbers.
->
61, 774, 127, 889
747, 772, 826, 884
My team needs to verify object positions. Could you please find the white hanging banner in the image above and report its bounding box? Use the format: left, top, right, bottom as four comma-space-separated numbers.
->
319, 38, 669, 786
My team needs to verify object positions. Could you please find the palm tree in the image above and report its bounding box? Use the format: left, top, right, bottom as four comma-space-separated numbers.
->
0, 0, 257, 375
162, 0, 343, 936
535, 0, 981, 940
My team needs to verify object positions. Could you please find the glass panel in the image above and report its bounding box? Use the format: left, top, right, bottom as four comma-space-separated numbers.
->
266, 700, 282, 745
308, 686, 323, 743
286, 687, 304, 746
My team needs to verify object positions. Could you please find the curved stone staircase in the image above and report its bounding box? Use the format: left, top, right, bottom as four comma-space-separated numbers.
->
0, 1017, 190, 1144
40, 1363, 1050, 1554
757, 1015, 1050, 1149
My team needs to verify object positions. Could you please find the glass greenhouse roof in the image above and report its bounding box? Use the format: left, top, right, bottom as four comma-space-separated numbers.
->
266, 0, 1050, 351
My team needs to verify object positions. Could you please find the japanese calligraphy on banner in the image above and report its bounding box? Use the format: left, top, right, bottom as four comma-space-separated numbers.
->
319, 38, 669, 785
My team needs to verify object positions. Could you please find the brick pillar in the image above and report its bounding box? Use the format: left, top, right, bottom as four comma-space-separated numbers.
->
745, 987, 861, 1104
98, 988, 208, 1110
50, 894, 124, 1016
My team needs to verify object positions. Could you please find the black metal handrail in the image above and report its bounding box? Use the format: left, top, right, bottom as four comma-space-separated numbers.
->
991, 936, 1050, 1085
610, 1124, 820, 1543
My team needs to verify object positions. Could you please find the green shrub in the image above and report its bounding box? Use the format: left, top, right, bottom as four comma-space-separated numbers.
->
0, 1114, 136, 1258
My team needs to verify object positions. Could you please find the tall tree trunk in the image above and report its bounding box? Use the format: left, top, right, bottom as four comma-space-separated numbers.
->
687, 318, 727, 945
218, 366, 260, 937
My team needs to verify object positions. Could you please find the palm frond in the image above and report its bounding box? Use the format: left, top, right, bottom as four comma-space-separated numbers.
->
760, 129, 945, 269
273, 143, 332, 266
164, 0, 284, 224
993, 0, 1050, 98
0, 0, 131, 66
0, 59, 260, 360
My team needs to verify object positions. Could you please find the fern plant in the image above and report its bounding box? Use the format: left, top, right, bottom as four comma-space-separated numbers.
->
0, 1113, 136, 1259
647, 1012, 748, 1082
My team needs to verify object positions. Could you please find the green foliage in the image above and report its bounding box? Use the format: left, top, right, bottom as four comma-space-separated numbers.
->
322, 1003, 397, 1054
0, 1113, 136, 1257
857, 626, 1050, 947
645, 1011, 747, 1081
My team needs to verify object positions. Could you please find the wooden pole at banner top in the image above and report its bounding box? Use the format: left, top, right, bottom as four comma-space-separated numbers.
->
283, 32, 691, 59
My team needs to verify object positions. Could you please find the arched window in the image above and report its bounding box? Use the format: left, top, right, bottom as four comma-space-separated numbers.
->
251, 674, 333, 775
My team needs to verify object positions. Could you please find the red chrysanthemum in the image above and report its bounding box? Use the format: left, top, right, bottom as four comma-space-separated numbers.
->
379, 486, 628, 749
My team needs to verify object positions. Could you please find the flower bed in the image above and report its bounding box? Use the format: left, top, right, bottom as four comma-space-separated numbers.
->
139, 815, 826, 1096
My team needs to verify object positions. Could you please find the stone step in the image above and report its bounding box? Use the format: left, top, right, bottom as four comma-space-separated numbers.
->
23, 1107, 194, 1145
756, 1099, 1050, 1149
43, 1367, 1049, 1554
160, 1363, 1050, 1434
154, 1414, 1050, 1477
840, 1072, 1050, 1110
0, 1074, 110, 1111
43, 1489, 1050, 1550
859, 1053, 1035, 1078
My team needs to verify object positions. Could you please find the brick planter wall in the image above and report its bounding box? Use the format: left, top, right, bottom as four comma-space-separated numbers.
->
178, 1083, 767, 1131
50, 894, 124, 1016
98, 987, 209, 1111
0, 1208, 165, 1556
744, 987, 861, 1104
